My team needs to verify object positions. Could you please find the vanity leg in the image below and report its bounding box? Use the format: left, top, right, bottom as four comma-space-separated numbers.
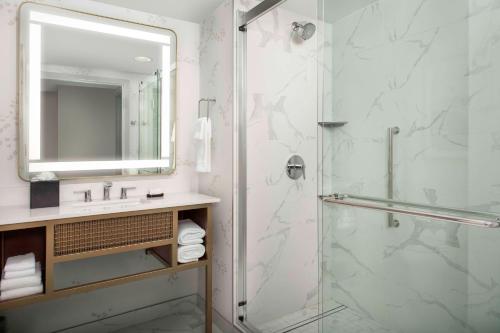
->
205, 205, 213, 333
205, 263, 212, 333
45, 224, 54, 293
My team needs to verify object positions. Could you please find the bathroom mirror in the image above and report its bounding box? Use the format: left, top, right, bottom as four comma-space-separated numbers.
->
18, 3, 177, 180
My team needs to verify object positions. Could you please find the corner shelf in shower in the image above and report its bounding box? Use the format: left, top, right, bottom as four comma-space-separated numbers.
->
318, 121, 348, 128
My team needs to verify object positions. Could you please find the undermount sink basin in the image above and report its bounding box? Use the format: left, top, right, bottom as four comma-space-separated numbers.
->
70, 198, 142, 207
61, 198, 146, 214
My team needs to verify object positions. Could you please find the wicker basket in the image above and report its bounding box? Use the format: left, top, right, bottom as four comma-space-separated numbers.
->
54, 212, 174, 256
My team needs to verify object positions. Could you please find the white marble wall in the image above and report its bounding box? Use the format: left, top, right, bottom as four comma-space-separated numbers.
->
199, 0, 234, 323
323, 0, 500, 332
236, 0, 320, 329
0, 0, 202, 331
466, 0, 500, 331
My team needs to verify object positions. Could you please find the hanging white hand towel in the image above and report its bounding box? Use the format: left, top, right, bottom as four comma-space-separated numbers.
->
178, 244, 206, 264
194, 117, 212, 173
4, 253, 35, 272
1, 263, 42, 291
178, 219, 206, 245
0, 284, 43, 301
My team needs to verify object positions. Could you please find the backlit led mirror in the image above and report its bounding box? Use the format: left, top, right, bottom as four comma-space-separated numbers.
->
18, 3, 177, 180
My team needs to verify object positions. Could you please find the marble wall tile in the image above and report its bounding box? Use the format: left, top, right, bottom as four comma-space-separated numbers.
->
199, 0, 234, 323
466, 1, 500, 331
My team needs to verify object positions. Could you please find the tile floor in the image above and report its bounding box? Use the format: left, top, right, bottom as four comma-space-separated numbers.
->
113, 307, 223, 333
110, 306, 393, 333
291, 308, 394, 333
61, 295, 392, 333
61, 295, 223, 333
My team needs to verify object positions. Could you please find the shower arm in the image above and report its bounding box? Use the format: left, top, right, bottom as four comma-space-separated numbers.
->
321, 193, 500, 229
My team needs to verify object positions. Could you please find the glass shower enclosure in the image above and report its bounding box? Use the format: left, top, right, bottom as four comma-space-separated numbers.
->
320, 0, 500, 332
236, 0, 500, 332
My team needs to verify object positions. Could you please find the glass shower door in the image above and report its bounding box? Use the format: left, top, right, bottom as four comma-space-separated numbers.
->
236, 0, 321, 332
321, 1, 500, 332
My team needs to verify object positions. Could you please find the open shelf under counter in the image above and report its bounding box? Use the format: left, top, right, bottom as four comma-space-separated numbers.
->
0, 192, 219, 333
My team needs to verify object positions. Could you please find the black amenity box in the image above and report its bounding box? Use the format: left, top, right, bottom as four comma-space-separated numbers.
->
30, 180, 60, 209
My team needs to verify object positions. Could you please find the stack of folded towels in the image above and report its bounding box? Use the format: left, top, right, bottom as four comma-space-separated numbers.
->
0, 253, 43, 301
178, 219, 206, 264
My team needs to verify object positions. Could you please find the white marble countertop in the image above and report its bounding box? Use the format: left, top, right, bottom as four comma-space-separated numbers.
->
0, 192, 220, 226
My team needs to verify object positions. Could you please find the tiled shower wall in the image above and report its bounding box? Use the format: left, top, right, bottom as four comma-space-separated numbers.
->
323, 0, 500, 332
466, 0, 500, 331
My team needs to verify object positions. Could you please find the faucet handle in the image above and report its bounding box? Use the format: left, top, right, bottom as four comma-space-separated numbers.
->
74, 190, 92, 202
120, 187, 136, 200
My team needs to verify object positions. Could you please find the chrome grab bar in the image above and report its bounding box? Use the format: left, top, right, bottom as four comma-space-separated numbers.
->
388, 127, 400, 228
321, 193, 500, 228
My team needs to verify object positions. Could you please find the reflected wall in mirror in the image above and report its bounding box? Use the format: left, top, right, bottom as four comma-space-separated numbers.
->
18, 3, 177, 180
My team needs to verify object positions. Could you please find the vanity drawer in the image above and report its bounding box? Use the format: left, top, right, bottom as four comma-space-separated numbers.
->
53, 211, 174, 257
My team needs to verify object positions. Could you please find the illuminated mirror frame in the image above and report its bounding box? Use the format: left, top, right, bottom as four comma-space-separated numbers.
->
18, 3, 177, 180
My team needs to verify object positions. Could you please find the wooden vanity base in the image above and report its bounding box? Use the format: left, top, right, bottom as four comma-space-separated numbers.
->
0, 204, 213, 333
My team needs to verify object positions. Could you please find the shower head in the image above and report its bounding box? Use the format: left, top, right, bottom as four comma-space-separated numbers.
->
292, 22, 316, 40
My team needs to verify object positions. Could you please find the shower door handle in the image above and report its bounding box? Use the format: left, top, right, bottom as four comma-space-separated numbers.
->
388, 127, 400, 228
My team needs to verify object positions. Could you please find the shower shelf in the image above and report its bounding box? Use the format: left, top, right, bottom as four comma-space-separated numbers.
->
318, 121, 348, 128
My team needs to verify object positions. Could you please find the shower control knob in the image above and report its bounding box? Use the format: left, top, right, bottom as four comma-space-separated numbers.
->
286, 155, 306, 180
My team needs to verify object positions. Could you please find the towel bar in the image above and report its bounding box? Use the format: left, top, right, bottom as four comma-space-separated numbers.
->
198, 98, 216, 119
322, 193, 500, 228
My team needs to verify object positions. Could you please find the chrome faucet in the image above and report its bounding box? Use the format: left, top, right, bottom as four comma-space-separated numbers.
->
103, 182, 113, 200
74, 189, 92, 202
120, 187, 136, 200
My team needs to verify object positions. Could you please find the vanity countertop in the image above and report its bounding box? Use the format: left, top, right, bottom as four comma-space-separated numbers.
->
0, 192, 220, 226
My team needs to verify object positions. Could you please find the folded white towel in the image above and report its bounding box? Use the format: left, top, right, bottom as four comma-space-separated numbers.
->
178, 244, 206, 264
179, 238, 204, 245
1, 263, 42, 291
195, 117, 212, 173
0, 284, 43, 301
3, 266, 36, 279
178, 219, 206, 245
178, 258, 199, 264
4, 253, 35, 272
